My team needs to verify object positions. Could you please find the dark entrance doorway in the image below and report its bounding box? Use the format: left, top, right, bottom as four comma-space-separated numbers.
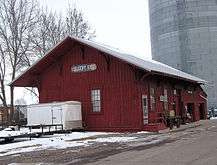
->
199, 103, 206, 120
187, 103, 195, 122
174, 89, 181, 117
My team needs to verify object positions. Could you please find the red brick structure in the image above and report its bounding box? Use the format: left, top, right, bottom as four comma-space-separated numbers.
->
10, 36, 207, 132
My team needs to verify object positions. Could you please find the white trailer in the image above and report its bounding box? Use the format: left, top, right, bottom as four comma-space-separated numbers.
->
27, 101, 83, 130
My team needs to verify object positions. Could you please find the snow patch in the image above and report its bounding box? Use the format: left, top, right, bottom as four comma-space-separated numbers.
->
0, 131, 165, 157
0, 132, 107, 156
136, 131, 150, 134
0, 128, 29, 138
90, 136, 137, 143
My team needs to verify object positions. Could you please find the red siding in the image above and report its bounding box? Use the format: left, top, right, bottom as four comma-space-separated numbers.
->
38, 42, 207, 132
39, 43, 142, 131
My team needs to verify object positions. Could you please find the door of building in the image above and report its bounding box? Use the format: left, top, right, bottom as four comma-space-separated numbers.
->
51, 106, 63, 125
174, 89, 181, 116
199, 103, 205, 120
142, 95, 148, 124
187, 103, 195, 122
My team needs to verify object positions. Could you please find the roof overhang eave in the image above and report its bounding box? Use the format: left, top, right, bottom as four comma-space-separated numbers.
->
150, 70, 207, 84
9, 36, 73, 87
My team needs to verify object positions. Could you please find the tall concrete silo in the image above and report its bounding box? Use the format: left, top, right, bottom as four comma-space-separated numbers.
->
149, 0, 217, 108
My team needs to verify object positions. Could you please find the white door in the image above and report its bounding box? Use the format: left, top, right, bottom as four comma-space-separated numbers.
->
51, 106, 63, 125
142, 95, 148, 124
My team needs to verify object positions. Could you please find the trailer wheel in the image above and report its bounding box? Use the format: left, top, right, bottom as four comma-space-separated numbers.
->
176, 119, 181, 128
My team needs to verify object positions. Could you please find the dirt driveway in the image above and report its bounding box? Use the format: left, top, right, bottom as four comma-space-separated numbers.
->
1, 120, 216, 165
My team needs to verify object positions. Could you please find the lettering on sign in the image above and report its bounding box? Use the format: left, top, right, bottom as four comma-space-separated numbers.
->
71, 64, 97, 73
160, 95, 168, 102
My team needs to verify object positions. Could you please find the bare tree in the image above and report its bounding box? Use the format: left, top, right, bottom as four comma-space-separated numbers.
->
0, 45, 7, 107
22, 9, 66, 100
0, 0, 39, 121
29, 9, 65, 58
0, 0, 96, 121
15, 98, 27, 105
65, 5, 95, 39
26, 5, 96, 100
31, 5, 95, 58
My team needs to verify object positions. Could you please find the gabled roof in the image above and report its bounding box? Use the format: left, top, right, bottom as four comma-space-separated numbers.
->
10, 36, 206, 87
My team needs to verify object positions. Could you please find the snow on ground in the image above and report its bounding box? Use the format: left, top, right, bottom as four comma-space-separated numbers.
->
0, 127, 71, 138
210, 117, 217, 120
90, 136, 136, 143
136, 131, 151, 134
0, 132, 107, 156
0, 127, 42, 138
0, 132, 141, 157
0, 129, 28, 138
0, 130, 166, 157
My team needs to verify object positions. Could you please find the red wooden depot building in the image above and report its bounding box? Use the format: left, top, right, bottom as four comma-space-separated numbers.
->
10, 36, 207, 132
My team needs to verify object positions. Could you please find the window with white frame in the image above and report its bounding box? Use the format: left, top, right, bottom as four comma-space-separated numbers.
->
150, 87, 156, 111
91, 89, 101, 112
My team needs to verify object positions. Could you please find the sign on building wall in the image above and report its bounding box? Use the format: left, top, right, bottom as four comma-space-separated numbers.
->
160, 95, 168, 102
71, 64, 97, 73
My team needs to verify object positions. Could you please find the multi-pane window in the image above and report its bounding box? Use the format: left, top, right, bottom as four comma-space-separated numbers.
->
164, 89, 168, 111
91, 89, 101, 112
142, 95, 148, 124
150, 87, 156, 111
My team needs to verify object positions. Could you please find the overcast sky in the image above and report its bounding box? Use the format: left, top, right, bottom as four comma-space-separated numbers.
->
15, 0, 152, 104
41, 0, 152, 59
